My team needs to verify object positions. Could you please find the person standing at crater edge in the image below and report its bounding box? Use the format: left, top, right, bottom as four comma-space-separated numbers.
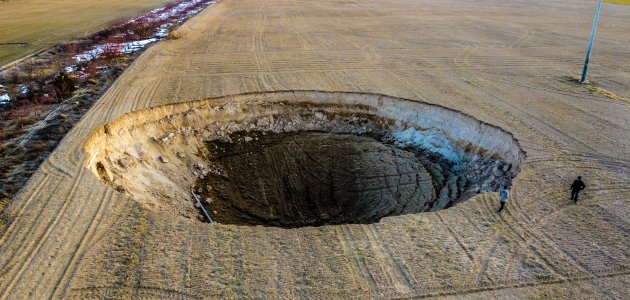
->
570, 176, 586, 203
497, 185, 509, 212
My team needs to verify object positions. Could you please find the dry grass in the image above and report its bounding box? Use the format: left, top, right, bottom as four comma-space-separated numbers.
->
0, 0, 173, 67
2, 0, 630, 298
585, 85, 626, 101
167, 30, 184, 40
567, 75, 628, 102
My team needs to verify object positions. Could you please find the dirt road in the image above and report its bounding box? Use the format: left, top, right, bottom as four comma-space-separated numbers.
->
1, 0, 630, 298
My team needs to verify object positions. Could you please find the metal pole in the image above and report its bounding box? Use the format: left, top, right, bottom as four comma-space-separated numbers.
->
579, 0, 603, 84
192, 191, 214, 223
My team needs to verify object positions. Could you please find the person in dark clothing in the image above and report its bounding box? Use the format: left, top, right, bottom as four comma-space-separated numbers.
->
497, 186, 509, 212
570, 176, 586, 202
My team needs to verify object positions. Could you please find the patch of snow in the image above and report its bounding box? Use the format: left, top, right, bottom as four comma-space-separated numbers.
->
74, 44, 108, 62
131, 0, 205, 23
19, 85, 29, 94
155, 24, 171, 38
391, 127, 462, 162
74, 39, 156, 62
65, 66, 76, 73
73, 0, 216, 63
0, 93, 11, 105
119, 38, 157, 54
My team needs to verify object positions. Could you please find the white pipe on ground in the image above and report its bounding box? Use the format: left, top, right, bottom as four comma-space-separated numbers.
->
191, 191, 213, 223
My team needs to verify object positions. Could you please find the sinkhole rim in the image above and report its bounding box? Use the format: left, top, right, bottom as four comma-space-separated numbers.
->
84, 91, 526, 227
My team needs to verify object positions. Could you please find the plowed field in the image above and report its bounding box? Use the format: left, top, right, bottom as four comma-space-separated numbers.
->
1, 0, 630, 298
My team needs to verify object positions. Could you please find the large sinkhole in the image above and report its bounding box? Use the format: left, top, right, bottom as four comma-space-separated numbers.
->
85, 91, 525, 228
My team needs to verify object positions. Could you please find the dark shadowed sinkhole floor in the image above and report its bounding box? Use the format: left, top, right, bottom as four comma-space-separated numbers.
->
194, 131, 499, 228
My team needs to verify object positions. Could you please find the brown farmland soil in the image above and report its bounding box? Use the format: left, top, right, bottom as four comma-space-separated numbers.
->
1, 0, 630, 298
